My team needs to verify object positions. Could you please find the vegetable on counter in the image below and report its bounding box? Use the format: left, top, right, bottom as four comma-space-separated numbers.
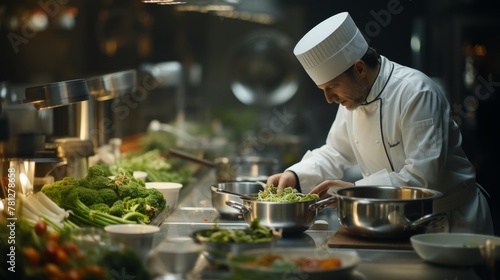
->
106, 149, 191, 184
0, 219, 150, 280
40, 165, 166, 228
194, 219, 282, 244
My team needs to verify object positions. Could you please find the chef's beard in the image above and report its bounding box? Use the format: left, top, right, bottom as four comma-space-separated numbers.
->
346, 75, 369, 111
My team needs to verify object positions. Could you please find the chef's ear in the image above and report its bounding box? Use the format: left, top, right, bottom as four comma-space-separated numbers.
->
353, 60, 367, 76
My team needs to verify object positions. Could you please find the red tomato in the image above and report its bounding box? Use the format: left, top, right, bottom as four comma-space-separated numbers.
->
62, 241, 80, 256
34, 220, 47, 236
65, 269, 82, 280
55, 248, 69, 265
84, 265, 106, 278
43, 241, 59, 262
23, 246, 41, 266
44, 263, 63, 279
45, 231, 60, 243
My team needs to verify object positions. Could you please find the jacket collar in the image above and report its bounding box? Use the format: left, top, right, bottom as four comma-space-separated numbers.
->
364, 55, 394, 104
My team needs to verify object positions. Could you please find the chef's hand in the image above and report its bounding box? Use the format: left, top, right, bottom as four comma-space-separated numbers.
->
266, 171, 297, 192
310, 180, 354, 199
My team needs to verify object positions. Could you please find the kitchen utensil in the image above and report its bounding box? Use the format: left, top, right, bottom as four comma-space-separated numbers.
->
169, 148, 216, 167
86, 69, 137, 101
210, 182, 264, 217
225, 196, 337, 235
331, 185, 445, 238
411, 233, 500, 267
23, 79, 89, 110
169, 148, 280, 182
228, 247, 360, 280
214, 156, 279, 182
213, 187, 256, 201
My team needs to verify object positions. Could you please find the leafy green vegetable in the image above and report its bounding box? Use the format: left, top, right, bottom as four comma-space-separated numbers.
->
255, 185, 319, 202
196, 219, 281, 243
40, 165, 166, 228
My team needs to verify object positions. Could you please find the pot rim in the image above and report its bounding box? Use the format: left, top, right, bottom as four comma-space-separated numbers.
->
333, 185, 443, 201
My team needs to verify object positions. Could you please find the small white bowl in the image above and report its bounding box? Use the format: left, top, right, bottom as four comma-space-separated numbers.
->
104, 224, 160, 260
149, 240, 202, 275
133, 171, 148, 181
146, 182, 183, 211
411, 233, 500, 266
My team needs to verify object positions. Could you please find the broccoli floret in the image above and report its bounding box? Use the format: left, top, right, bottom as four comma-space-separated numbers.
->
86, 176, 114, 191
114, 172, 148, 199
86, 164, 107, 180
144, 188, 166, 214
89, 203, 110, 213
109, 200, 125, 216
124, 197, 147, 213
122, 197, 150, 223
70, 187, 103, 207
40, 177, 78, 205
81, 165, 115, 190
117, 183, 141, 199
98, 188, 119, 206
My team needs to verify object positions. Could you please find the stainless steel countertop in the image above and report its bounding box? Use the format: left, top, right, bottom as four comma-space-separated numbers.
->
151, 169, 485, 280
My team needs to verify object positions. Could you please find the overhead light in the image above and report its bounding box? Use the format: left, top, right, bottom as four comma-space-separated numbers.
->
141, 0, 187, 4
142, 0, 279, 24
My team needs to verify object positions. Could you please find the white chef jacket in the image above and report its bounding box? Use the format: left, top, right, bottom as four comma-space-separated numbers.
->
288, 55, 493, 234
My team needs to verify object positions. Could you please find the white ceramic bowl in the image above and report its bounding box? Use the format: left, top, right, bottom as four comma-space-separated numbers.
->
146, 182, 183, 211
149, 240, 202, 275
411, 233, 500, 266
104, 224, 160, 260
133, 171, 148, 181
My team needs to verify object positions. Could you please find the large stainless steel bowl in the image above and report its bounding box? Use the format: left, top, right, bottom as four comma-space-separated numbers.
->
211, 182, 264, 218
226, 196, 337, 235
332, 185, 446, 238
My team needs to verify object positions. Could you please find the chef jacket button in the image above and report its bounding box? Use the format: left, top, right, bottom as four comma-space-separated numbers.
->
355, 140, 359, 144
375, 140, 379, 144
366, 172, 370, 176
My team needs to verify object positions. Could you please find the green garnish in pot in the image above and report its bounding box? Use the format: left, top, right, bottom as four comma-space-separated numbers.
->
254, 185, 319, 202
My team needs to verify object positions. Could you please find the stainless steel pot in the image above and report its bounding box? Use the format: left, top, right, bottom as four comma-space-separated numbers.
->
226, 196, 337, 235
210, 182, 264, 218
169, 149, 280, 182
214, 156, 279, 182
332, 185, 447, 238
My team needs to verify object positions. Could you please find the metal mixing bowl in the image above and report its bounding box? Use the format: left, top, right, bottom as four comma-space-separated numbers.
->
210, 182, 263, 218
332, 185, 446, 238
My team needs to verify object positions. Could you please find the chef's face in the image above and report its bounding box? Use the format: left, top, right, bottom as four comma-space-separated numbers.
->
317, 66, 368, 111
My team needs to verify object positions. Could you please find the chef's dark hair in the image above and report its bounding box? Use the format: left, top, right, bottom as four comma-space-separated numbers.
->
343, 47, 380, 74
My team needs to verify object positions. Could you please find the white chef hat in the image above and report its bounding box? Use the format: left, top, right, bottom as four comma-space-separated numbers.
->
294, 12, 368, 85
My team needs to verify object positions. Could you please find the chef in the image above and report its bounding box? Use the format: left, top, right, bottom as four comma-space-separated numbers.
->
267, 12, 494, 234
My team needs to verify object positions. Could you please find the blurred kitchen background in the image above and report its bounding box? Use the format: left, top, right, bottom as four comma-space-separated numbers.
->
1, 0, 499, 232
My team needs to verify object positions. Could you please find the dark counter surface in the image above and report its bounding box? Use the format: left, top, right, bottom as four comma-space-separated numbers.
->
150, 169, 484, 280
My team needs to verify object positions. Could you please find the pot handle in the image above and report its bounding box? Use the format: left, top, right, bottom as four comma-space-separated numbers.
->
409, 212, 449, 232
225, 200, 251, 214
309, 196, 337, 212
